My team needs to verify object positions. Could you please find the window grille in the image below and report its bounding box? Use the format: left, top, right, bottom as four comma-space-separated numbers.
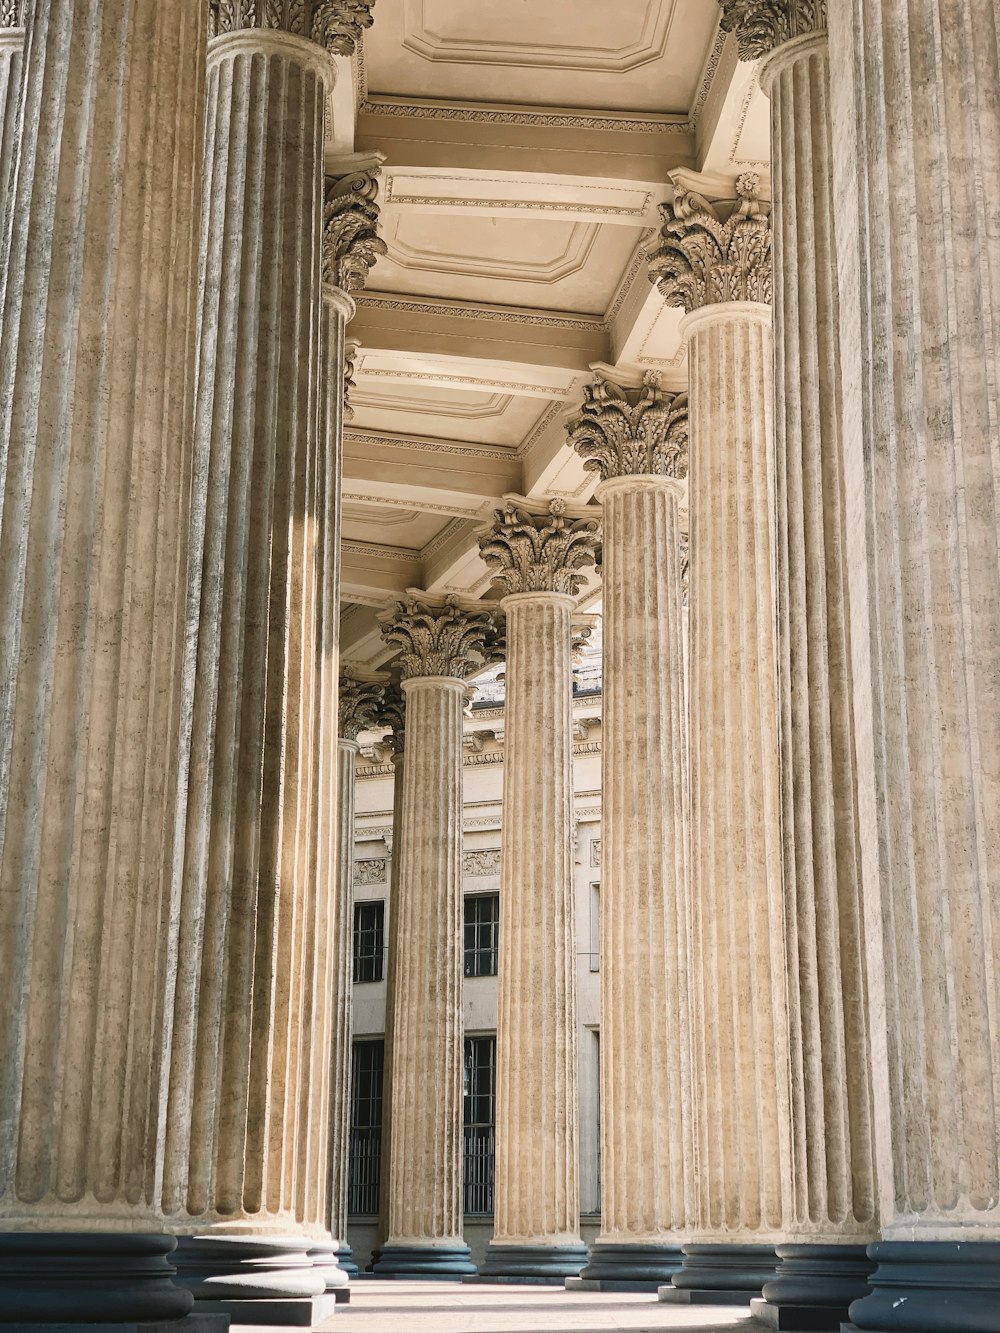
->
463, 1035, 496, 1215
463, 894, 499, 978
348, 1039, 384, 1216
353, 900, 384, 984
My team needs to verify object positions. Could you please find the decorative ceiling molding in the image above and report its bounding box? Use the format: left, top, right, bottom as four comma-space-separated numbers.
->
345, 426, 517, 461
351, 386, 514, 418
383, 173, 656, 220
730, 73, 768, 169
342, 539, 422, 562
358, 367, 566, 395
355, 292, 605, 332
421, 517, 472, 560
342, 490, 487, 518
358, 93, 693, 135
690, 20, 727, 126
604, 228, 658, 327
517, 398, 574, 459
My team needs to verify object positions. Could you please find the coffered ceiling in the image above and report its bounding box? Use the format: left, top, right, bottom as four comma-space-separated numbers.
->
336, 0, 772, 671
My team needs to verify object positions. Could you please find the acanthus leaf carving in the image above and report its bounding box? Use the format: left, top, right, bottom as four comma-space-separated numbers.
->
323, 159, 388, 294
717, 0, 827, 60
209, 0, 375, 55
343, 338, 360, 420
648, 172, 772, 311
479, 498, 601, 598
339, 669, 386, 741
567, 369, 689, 483
0, 0, 25, 26
378, 592, 504, 682
374, 683, 406, 754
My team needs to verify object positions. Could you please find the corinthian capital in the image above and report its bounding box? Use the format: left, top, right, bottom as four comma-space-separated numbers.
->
479, 498, 601, 598
339, 669, 386, 741
323, 154, 388, 294
344, 338, 360, 420
648, 171, 772, 311
379, 592, 504, 682
374, 684, 406, 753
718, 0, 827, 59
209, 0, 376, 56
0, 0, 25, 27
567, 366, 689, 482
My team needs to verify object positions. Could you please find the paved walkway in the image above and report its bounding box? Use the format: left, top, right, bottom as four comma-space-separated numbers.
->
310, 1280, 766, 1333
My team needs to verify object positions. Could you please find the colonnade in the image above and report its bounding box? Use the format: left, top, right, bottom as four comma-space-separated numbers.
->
0, 0, 997, 1330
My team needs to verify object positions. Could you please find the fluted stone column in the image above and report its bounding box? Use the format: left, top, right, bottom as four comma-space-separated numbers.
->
829, 3, 1000, 1329
0, 0, 206, 1321
161, 2, 372, 1319
0, 0, 24, 236
476, 499, 600, 1282
650, 173, 787, 1305
566, 373, 695, 1289
373, 594, 502, 1279
713, 6, 879, 1327
328, 673, 386, 1278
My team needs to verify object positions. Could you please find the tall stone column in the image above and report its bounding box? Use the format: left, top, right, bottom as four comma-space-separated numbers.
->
712, 6, 879, 1327
476, 499, 600, 1282
650, 173, 788, 1306
0, 0, 24, 234
328, 672, 386, 1278
0, 0, 206, 1321
567, 372, 695, 1289
829, 2, 1000, 1329
161, 1, 371, 1321
373, 594, 502, 1279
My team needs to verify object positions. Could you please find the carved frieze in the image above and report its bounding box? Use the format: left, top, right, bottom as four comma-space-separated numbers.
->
479, 498, 601, 598
339, 670, 386, 741
323, 158, 388, 294
591, 838, 602, 869
354, 857, 387, 886
567, 369, 689, 482
463, 849, 501, 877
648, 172, 772, 311
209, 0, 376, 55
379, 592, 504, 682
718, 1, 827, 60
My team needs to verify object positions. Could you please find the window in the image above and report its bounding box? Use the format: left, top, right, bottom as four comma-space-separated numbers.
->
590, 882, 601, 972
464, 894, 499, 978
353, 900, 384, 984
463, 1035, 496, 1216
348, 1039, 384, 1216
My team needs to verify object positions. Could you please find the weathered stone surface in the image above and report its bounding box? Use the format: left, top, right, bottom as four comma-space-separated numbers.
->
0, 0, 206, 1234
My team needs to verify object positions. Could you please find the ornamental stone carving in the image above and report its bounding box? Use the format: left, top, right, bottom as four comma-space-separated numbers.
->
0, 0, 24, 26
679, 532, 690, 608
339, 670, 386, 741
209, 0, 376, 55
379, 592, 504, 682
479, 498, 601, 598
567, 368, 689, 482
463, 849, 501, 877
354, 858, 388, 886
323, 156, 388, 294
344, 338, 360, 420
718, 0, 827, 59
648, 172, 772, 311
374, 683, 406, 753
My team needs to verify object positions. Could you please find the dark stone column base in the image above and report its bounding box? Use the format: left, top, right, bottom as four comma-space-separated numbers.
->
658, 1243, 778, 1304
172, 1236, 326, 1323
748, 1244, 875, 1330
4, 1318, 227, 1333
372, 1244, 477, 1280
844, 1240, 1000, 1332
0, 1233, 193, 1324
473, 1243, 588, 1283
576, 1242, 684, 1290
336, 1245, 359, 1278
305, 1240, 349, 1294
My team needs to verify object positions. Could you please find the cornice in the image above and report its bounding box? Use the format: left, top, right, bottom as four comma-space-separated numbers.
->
344, 426, 518, 463
355, 292, 604, 333
358, 94, 693, 136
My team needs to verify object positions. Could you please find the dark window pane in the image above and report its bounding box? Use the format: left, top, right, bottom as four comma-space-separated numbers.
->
463, 1035, 496, 1215
349, 1039, 384, 1215
353, 900, 385, 984
463, 894, 499, 979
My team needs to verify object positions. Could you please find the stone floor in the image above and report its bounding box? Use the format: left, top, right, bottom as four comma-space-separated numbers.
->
292, 1279, 767, 1333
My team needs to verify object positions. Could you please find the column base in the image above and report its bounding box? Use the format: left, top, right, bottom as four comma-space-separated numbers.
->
172, 1236, 326, 1324
745, 1244, 875, 1330
658, 1244, 777, 1305
305, 1241, 350, 1294
372, 1245, 477, 1280
843, 1241, 1000, 1333
0, 1234, 194, 1324
574, 1242, 684, 1290
336, 1245, 359, 1278
472, 1244, 588, 1283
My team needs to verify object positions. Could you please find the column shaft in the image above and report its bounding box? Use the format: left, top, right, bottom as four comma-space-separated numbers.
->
377, 676, 475, 1277
484, 593, 586, 1279
0, 5, 24, 237
329, 738, 358, 1256
830, 0, 1000, 1326
163, 24, 331, 1252
0, 0, 205, 1318
684, 306, 788, 1267
592, 480, 690, 1279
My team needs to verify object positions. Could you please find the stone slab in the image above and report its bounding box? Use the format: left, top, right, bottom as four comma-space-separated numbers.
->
566, 1277, 662, 1293
659, 1286, 757, 1306
192, 1294, 339, 1326
749, 1297, 848, 1331
5, 1319, 230, 1333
